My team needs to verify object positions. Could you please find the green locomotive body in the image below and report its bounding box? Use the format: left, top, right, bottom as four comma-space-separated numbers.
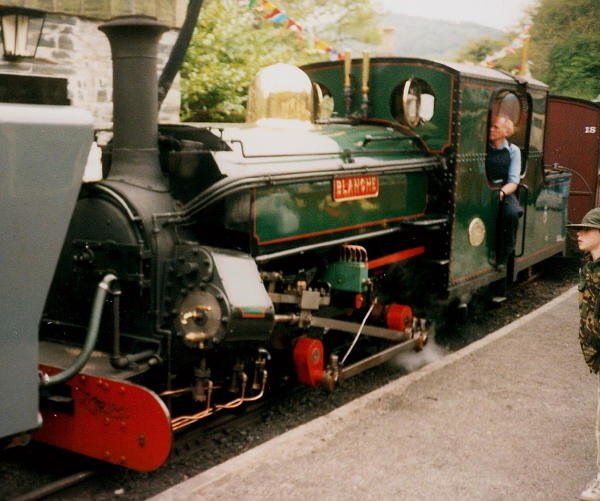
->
33, 18, 572, 471
176, 122, 433, 257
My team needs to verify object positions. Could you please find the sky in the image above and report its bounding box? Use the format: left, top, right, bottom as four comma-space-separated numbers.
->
374, 0, 536, 30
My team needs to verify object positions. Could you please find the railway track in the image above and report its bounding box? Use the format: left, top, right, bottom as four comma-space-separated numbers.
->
12, 471, 97, 501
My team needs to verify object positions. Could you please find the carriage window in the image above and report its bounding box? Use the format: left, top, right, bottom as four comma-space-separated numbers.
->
390, 79, 435, 128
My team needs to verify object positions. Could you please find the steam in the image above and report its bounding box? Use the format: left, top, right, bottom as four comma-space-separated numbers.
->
391, 325, 449, 373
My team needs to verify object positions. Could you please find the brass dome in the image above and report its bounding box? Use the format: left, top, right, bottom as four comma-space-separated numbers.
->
246, 63, 313, 125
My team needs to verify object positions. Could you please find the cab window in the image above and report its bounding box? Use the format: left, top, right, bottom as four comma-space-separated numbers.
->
390, 79, 435, 128
487, 90, 530, 177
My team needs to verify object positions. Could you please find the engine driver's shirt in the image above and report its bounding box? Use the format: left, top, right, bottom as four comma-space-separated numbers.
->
486, 139, 521, 185
579, 258, 600, 373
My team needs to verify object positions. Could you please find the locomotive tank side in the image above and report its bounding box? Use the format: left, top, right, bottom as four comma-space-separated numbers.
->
177, 122, 437, 257
0, 104, 93, 442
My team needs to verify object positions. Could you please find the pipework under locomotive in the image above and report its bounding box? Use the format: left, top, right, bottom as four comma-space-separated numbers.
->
34, 12, 571, 471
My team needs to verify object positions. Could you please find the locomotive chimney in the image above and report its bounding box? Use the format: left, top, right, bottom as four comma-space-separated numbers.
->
99, 16, 168, 190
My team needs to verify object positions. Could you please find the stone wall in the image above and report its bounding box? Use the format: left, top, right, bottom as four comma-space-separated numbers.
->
0, 10, 182, 127
0, 0, 186, 27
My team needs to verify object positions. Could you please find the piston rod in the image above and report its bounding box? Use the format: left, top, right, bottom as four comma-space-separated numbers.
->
339, 337, 417, 381
310, 316, 410, 342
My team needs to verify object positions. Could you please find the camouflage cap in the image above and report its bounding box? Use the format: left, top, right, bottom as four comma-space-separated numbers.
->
567, 208, 600, 230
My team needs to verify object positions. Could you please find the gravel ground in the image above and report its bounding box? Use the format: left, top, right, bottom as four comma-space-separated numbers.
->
0, 256, 580, 500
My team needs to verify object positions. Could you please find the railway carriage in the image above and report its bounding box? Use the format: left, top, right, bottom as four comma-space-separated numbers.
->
544, 95, 600, 229
1, 15, 574, 471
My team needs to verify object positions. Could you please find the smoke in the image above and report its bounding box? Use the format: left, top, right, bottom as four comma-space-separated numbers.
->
391, 325, 449, 373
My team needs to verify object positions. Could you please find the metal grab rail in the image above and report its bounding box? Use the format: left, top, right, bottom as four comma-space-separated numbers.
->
516, 183, 528, 258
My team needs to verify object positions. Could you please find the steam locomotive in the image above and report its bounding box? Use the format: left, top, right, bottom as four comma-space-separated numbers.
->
2, 16, 575, 471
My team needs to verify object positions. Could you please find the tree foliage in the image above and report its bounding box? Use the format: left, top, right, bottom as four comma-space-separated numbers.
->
455, 36, 511, 69
529, 0, 600, 99
455, 0, 599, 100
181, 0, 381, 122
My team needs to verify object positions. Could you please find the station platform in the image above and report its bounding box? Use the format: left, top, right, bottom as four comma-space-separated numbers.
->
152, 287, 596, 500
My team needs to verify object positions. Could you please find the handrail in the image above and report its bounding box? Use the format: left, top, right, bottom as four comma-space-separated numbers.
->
516, 183, 529, 258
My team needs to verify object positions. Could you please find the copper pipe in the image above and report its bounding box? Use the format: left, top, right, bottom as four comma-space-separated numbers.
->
159, 387, 192, 397
171, 381, 214, 431
169, 369, 269, 431
215, 373, 248, 410
241, 370, 268, 403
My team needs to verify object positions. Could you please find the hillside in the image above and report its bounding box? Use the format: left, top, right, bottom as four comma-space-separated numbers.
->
384, 14, 503, 59
338, 13, 503, 61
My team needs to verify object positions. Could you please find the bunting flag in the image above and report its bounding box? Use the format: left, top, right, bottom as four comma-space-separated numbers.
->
250, 0, 342, 60
480, 23, 531, 69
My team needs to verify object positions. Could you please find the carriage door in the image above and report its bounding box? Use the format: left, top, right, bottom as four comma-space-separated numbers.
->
544, 96, 600, 225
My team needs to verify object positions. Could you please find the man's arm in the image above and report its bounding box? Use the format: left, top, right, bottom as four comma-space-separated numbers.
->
500, 144, 521, 199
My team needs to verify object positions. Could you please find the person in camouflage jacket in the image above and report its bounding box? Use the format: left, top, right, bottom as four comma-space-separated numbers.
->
579, 257, 600, 373
568, 208, 600, 501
